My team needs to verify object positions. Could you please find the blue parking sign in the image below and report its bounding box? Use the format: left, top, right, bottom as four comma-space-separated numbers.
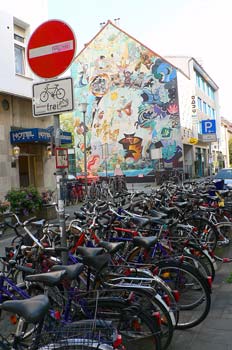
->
202, 120, 216, 134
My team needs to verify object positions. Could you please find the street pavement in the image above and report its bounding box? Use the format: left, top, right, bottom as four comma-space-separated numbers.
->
169, 260, 232, 350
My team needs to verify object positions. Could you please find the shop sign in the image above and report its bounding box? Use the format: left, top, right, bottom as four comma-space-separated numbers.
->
55, 147, 69, 168
189, 137, 198, 145
191, 96, 197, 115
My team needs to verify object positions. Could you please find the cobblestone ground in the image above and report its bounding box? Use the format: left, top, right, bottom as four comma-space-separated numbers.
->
169, 260, 232, 350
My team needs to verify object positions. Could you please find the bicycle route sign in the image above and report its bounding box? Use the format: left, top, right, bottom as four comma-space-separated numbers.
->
32, 77, 74, 117
27, 19, 76, 78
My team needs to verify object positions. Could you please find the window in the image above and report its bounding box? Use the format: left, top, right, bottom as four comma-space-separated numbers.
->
195, 71, 215, 100
14, 24, 26, 75
210, 87, 215, 100
208, 105, 212, 117
14, 33, 24, 43
197, 97, 202, 111
14, 45, 25, 74
202, 79, 206, 92
203, 101, 207, 114
195, 71, 201, 88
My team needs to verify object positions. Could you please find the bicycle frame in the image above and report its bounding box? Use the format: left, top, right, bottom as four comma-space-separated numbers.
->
0, 273, 30, 302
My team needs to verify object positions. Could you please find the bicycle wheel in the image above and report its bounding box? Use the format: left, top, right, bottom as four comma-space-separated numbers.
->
183, 216, 219, 252
79, 297, 162, 350
156, 259, 211, 329
182, 245, 216, 281
214, 221, 232, 261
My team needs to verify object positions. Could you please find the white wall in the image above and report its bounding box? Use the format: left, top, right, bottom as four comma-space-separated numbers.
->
0, 1, 48, 98
0, 1, 48, 31
176, 70, 192, 129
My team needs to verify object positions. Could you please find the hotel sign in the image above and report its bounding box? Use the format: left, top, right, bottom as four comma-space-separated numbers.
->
10, 128, 50, 143
10, 128, 72, 144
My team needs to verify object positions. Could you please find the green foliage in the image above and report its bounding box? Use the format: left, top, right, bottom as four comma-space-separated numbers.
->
5, 186, 43, 216
226, 272, 232, 283
229, 137, 232, 166
0, 200, 10, 213
60, 113, 74, 145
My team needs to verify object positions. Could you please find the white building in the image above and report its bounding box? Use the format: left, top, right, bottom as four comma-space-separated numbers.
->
166, 56, 220, 177
0, 1, 58, 199
220, 118, 232, 168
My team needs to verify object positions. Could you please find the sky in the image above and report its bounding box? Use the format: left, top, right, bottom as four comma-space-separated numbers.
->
48, 0, 232, 119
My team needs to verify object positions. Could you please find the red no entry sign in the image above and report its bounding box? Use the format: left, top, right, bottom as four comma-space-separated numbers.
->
27, 20, 76, 79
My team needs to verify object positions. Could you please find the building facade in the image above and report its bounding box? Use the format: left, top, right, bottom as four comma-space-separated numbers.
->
166, 56, 220, 178
0, 2, 58, 199
71, 21, 183, 180
70, 22, 221, 181
220, 117, 232, 168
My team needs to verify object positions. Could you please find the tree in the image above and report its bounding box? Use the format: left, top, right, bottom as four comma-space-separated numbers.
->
229, 137, 232, 166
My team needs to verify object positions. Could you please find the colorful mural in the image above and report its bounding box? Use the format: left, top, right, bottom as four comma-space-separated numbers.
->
71, 21, 183, 177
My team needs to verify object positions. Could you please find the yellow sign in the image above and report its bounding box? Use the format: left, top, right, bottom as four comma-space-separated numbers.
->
189, 137, 198, 145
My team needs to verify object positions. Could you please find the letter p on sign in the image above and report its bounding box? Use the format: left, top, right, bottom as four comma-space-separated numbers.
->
202, 120, 216, 134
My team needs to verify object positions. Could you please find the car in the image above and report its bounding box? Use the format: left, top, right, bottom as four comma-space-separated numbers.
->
214, 168, 232, 189
67, 174, 76, 181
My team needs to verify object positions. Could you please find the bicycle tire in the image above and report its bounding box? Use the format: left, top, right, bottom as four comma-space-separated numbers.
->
180, 247, 215, 280
126, 242, 215, 281
78, 297, 162, 350
98, 272, 175, 350
186, 242, 216, 279
182, 216, 219, 252
156, 259, 211, 329
214, 221, 232, 262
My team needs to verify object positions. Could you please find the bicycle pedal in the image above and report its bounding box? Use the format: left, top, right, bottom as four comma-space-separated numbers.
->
217, 238, 230, 246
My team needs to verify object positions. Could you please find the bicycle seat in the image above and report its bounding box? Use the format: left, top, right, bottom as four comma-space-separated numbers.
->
149, 209, 168, 219
31, 219, 47, 228
98, 241, 125, 254
74, 211, 86, 221
25, 270, 67, 286
83, 253, 110, 271
75, 247, 105, 258
51, 263, 84, 280
133, 236, 158, 249
1, 295, 49, 323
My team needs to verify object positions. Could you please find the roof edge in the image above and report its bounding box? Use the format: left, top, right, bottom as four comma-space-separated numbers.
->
74, 19, 189, 80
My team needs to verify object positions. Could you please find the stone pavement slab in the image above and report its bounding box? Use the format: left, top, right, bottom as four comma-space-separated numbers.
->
169, 261, 232, 350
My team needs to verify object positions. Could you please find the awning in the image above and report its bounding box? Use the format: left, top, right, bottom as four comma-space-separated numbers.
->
10, 128, 72, 144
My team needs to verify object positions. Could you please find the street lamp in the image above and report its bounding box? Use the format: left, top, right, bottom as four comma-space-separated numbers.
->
12, 145, 20, 159
78, 102, 88, 197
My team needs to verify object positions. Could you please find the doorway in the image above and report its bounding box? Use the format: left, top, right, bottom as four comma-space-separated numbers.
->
19, 156, 36, 187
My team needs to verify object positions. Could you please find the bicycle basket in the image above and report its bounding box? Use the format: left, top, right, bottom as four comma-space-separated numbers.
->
33, 317, 117, 350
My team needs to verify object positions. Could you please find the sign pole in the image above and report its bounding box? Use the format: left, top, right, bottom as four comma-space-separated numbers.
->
27, 19, 76, 264
54, 114, 68, 264
209, 142, 212, 177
